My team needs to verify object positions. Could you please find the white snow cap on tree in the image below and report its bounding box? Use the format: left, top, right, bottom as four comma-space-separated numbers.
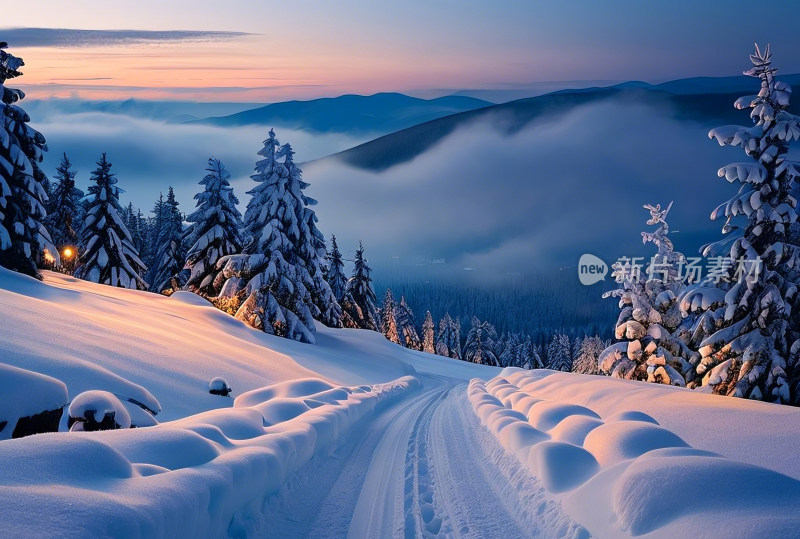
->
679, 44, 800, 404
0, 42, 58, 276
74, 154, 147, 290
216, 129, 341, 343
183, 158, 243, 296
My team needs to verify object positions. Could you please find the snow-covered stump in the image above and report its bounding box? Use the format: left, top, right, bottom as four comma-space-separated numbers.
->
68, 390, 132, 431
208, 377, 232, 397
0, 363, 68, 439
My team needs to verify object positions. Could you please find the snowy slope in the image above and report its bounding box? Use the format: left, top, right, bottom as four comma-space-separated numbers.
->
0, 268, 470, 420
470, 369, 800, 538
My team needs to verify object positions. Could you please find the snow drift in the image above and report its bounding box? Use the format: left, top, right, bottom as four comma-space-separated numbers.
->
470, 369, 800, 538
0, 375, 420, 538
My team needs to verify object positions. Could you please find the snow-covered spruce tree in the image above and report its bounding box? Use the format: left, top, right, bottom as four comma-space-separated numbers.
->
464, 317, 499, 366
344, 241, 379, 330
283, 145, 342, 328
547, 333, 573, 371
573, 336, 606, 375
325, 235, 348, 303
183, 158, 243, 296
599, 202, 697, 386
680, 45, 800, 403
422, 311, 436, 353
74, 154, 147, 289
149, 186, 185, 294
0, 42, 58, 276
500, 333, 522, 368
435, 313, 463, 359
43, 153, 83, 257
380, 289, 402, 345
216, 130, 340, 343
125, 205, 145, 257
396, 296, 422, 350
520, 335, 544, 369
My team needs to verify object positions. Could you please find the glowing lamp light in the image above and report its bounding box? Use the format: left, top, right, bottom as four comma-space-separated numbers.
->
63, 247, 74, 259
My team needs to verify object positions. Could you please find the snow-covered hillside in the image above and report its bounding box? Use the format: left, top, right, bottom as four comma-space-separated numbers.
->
1, 269, 799, 538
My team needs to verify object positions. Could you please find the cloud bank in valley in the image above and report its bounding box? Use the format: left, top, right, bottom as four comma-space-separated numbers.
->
30, 96, 745, 281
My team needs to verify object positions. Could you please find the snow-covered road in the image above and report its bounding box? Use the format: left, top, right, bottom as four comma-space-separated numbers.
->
261, 374, 583, 539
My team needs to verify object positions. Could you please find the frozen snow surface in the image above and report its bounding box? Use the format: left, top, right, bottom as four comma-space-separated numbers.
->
1, 268, 800, 538
470, 368, 800, 538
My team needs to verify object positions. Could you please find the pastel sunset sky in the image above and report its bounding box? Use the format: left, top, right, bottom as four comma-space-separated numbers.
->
4, 0, 800, 101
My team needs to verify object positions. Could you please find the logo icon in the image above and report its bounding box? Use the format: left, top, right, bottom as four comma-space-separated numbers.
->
578, 254, 608, 285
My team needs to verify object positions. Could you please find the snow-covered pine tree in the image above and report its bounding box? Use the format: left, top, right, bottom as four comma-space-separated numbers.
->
149, 186, 185, 294
215, 130, 340, 342
283, 145, 342, 328
380, 288, 402, 344
124, 205, 145, 256
573, 336, 606, 375
0, 42, 58, 276
141, 193, 165, 270
464, 317, 499, 366
395, 296, 421, 350
422, 311, 436, 353
325, 235, 348, 303
435, 313, 455, 357
599, 202, 697, 386
450, 316, 462, 360
520, 335, 544, 369
74, 154, 147, 289
679, 45, 800, 403
547, 333, 573, 371
499, 333, 522, 368
344, 241, 379, 330
43, 153, 83, 259
183, 158, 243, 296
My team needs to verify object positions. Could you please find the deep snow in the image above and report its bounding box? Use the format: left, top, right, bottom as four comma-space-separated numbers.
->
1, 268, 799, 538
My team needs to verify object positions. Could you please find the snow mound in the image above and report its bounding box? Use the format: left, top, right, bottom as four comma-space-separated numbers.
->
69, 390, 132, 431
0, 375, 420, 537
0, 362, 68, 439
469, 370, 800, 538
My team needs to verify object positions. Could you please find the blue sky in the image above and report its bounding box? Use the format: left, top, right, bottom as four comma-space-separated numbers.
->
3, 1, 800, 101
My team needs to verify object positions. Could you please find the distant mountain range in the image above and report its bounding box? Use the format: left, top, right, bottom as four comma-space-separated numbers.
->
188, 93, 492, 133
320, 74, 800, 172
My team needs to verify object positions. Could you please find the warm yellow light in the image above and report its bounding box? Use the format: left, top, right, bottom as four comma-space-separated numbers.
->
63, 247, 74, 259
43, 249, 55, 264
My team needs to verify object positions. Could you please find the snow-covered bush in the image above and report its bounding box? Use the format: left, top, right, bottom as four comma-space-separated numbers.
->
680, 45, 800, 403
68, 390, 131, 431
208, 377, 232, 397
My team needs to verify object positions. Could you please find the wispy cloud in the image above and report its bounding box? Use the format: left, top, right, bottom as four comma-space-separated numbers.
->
0, 27, 254, 48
